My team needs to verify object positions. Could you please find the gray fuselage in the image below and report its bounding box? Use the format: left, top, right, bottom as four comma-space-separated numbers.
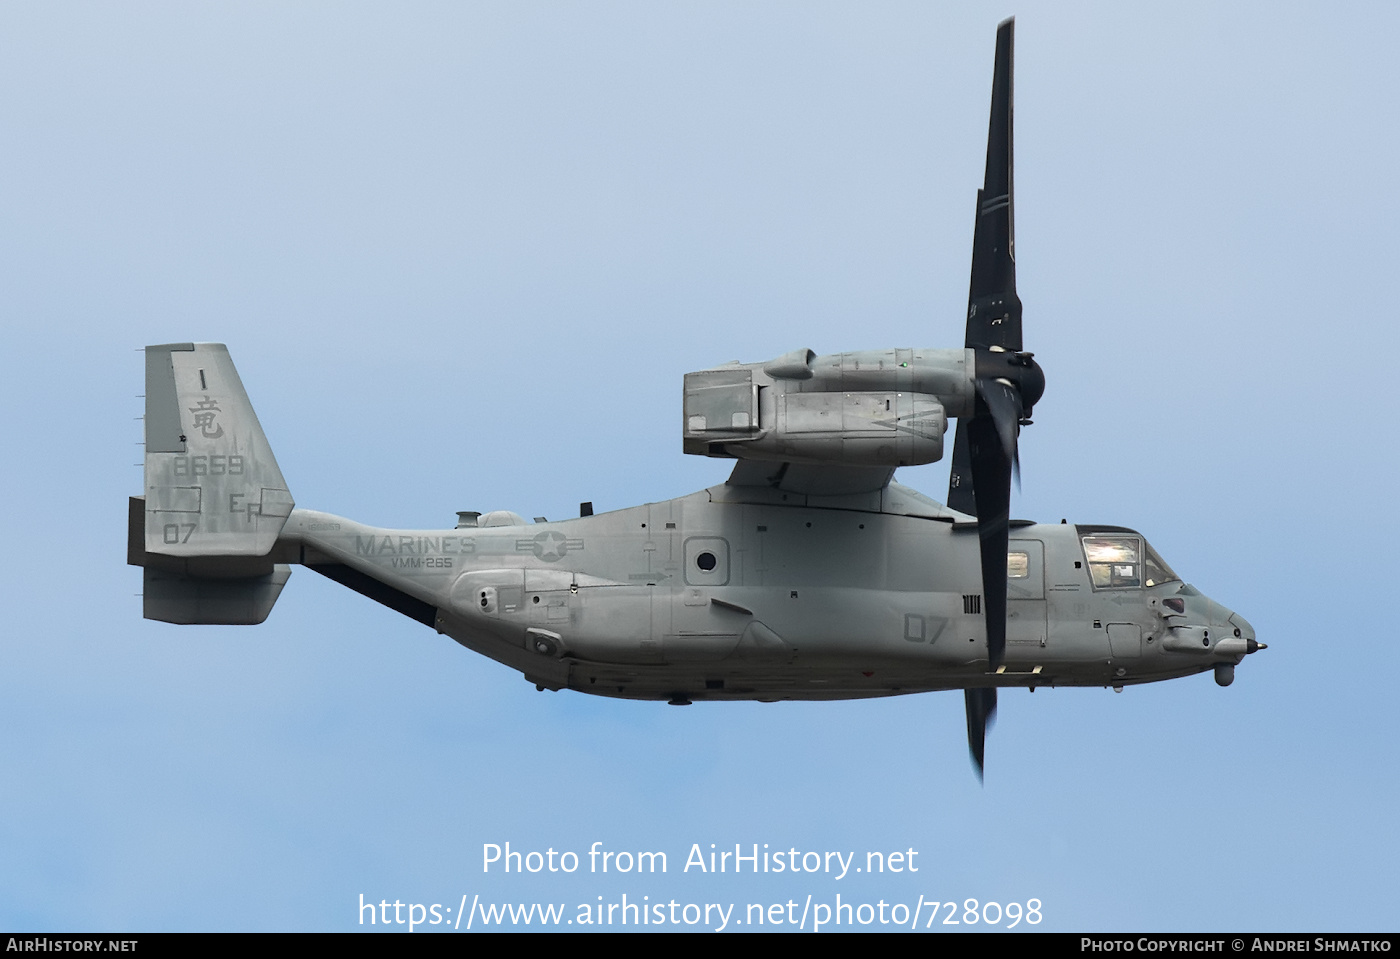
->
277, 480, 1253, 703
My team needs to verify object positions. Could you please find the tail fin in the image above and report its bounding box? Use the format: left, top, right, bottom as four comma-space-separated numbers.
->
131, 343, 294, 624
142, 343, 294, 557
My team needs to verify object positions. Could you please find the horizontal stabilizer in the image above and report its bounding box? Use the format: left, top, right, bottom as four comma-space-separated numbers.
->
143, 564, 291, 625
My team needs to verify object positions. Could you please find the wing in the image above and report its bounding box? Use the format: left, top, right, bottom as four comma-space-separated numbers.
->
725, 459, 895, 496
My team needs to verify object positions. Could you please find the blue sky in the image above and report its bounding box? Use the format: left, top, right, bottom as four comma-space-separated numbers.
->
2, 1, 1396, 932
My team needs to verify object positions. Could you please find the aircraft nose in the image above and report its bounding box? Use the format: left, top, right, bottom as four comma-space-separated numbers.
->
1206, 607, 1263, 687
1229, 612, 1265, 653
1209, 602, 1265, 655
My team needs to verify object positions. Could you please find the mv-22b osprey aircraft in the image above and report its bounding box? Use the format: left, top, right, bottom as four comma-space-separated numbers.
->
127, 19, 1261, 775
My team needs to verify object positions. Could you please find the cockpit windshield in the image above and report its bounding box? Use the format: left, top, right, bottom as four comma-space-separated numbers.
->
1081, 533, 1180, 589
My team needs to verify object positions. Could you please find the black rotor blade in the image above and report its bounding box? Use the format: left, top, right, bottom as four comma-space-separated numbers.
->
966, 405, 1012, 669
970, 379, 1021, 668
977, 378, 1020, 462
964, 687, 997, 779
954, 18, 1022, 781
946, 418, 976, 515
964, 18, 1020, 354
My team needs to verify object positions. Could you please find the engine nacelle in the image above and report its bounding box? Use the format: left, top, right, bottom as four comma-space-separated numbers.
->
683, 347, 972, 468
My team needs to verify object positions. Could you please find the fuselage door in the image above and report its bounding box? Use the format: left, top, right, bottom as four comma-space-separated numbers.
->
1007, 539, 1047, 653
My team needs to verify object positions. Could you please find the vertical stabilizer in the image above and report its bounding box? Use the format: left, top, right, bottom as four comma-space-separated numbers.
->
142, 343, 294, 557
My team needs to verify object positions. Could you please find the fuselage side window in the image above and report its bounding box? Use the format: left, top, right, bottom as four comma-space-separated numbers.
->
1082, 535, 1141, 588
1008, 551, 1029, 579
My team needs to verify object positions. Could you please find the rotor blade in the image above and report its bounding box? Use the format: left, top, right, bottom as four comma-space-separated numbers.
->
964, 18, 1021, 353
976, 378, 1020, 462
946, 418, 977, 515
966, 390, 1016, 669
964, 687, 997, 779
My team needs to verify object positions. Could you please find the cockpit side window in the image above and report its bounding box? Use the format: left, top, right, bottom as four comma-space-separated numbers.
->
1082, 535, 1141, 588
1143, 542, 1180, 588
